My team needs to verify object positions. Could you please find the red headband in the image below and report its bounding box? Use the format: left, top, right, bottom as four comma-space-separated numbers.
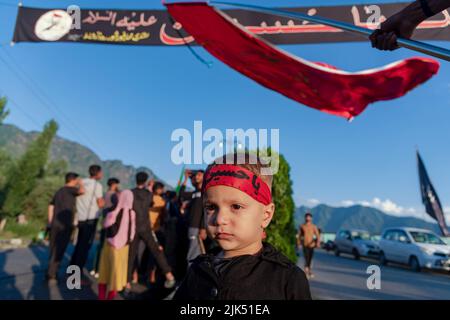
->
202, 164, 272, 205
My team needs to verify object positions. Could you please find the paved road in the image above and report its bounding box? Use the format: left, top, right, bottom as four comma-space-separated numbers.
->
301, 249, 450, 300
0, 245, 99, 299
1, 245, 449, 300
0, 244, 164, 300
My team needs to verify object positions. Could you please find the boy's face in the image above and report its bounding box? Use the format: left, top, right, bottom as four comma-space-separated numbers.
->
155, 187, 164, 196
204, 185, 274, 256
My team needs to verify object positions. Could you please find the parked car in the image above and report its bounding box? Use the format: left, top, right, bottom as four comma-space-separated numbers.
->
334, 229, 380, 260
322, 240, 336, 252
379, 227, 450, 272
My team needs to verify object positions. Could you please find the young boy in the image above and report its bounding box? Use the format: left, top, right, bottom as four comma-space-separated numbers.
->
174, 153, 311, 300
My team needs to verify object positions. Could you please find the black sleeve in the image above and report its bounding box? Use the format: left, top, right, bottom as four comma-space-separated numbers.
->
173, 268, 193, 300
49, 193, 56, 206
110, 193, 119, 210
179, 185, 193, 202
149, 192, 155, 208
286, 267, 312, 300
69, 187, 80, 196
200, 206, 205, 229
146, 191, 153, 211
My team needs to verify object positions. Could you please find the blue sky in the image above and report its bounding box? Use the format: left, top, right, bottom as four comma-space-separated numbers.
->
0, 0, 449, 222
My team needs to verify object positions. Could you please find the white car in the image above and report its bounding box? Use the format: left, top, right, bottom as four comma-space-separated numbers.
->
379, 227, 450, 272
334, 229, 380, 260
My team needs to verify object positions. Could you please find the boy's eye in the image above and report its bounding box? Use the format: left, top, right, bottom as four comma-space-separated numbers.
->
205, 204, 217, 212
231, 204, 242, 210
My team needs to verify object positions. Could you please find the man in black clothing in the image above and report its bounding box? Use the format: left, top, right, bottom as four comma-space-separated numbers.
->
126, 172, 175, 290
164, 190, 189, 280
179, 169, 208, 265
47, 172, 84, 284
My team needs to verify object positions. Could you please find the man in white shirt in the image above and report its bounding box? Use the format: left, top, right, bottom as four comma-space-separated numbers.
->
70, 165, 105, 273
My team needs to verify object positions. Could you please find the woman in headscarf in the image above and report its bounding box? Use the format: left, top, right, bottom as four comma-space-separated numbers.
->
98, 189, 136, 300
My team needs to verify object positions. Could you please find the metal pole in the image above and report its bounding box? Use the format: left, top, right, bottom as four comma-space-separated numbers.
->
210, 1, 450, 62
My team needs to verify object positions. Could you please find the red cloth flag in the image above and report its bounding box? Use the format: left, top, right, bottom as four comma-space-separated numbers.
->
166, 2, 440, 120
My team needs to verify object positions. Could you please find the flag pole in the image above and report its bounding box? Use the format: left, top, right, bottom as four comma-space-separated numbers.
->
210, 1, 450, 62
175, 164, 186, 196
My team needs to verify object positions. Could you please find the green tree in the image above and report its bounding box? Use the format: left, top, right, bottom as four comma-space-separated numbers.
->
0, 96, 9, 125
0, 151, 14, 220
265, 152, 297, 262
2, 120, 58, 217
22, 160, 67, 223
0, 96, 11, 219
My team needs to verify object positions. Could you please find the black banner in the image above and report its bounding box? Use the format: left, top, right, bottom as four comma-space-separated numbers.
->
12, 3, 450, 46
417, 151, 449, 237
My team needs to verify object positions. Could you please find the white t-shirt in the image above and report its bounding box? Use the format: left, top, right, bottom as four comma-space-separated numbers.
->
76, 178, 103, 221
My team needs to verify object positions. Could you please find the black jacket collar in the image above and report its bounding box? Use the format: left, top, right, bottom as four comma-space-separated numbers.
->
194, 242, 293, 270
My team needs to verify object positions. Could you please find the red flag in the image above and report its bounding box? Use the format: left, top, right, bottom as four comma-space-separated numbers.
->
166, 2, 439, 120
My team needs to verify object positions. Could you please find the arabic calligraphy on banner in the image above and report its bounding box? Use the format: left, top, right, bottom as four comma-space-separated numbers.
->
13, 3, 450, 45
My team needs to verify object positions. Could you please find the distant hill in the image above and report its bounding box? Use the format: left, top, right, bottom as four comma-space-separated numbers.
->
295, 204, 443, 235
0, 123, 170, 189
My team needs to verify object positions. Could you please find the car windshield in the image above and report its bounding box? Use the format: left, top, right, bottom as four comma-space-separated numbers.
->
410, 231, 445, 245
352, 231, 370, 240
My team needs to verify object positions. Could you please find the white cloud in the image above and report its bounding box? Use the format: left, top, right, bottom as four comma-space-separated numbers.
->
341, 200, 355, 206
372, 198, 404, 214
360, 201, 372, 207
343, 197, 405, 215
306, 198, 320, 206
339, 198, 436, 223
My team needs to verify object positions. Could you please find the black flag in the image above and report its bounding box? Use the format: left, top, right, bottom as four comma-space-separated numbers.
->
417, 151, 449, 237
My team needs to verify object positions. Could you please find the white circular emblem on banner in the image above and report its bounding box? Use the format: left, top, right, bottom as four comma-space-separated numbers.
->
35, 10, 72, 41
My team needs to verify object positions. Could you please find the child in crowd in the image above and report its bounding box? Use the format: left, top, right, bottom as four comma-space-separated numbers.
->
174, 152, 311, 300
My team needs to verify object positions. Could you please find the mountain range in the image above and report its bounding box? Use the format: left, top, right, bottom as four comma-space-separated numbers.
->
0, 123, 169, 189
295, 204, 442, 235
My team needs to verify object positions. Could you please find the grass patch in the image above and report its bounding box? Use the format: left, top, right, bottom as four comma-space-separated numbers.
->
0, 218, 45, 241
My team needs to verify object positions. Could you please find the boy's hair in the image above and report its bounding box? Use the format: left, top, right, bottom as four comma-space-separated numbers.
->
107, 178, 120, 187
136, 172, 149, 185
152, 181, 165, 193
65, 172, 79, 183
89, 165, 102, 177
305, 212, 312, 218
205, 152, 273, 189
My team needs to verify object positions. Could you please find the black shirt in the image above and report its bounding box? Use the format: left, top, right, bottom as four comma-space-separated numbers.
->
180, 185, 204, 229
174, 242, 312, 300
132, 187, 153, 233
50, 186, 79, 228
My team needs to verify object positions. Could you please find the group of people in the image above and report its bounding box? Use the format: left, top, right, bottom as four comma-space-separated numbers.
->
46, 153, 324, 300
46, 164, 215, 299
